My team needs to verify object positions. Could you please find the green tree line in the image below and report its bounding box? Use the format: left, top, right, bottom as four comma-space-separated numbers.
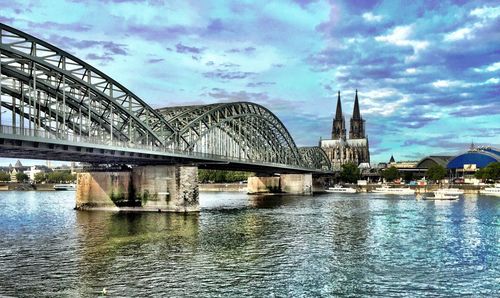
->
34, 171, 76, 183
475, 162, 499, 181
198, 169, 253, 183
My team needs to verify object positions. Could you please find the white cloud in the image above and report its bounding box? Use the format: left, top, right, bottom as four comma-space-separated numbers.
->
432, 80, 451, 88
444, 6, 500, 42
432, 80, 476, 88
484, 77, 499, 84
375, 25, 429, 61
474, 62, 500, 72
470, 6, 500, 19
405, 68, 417, 74
359, 89, 411, 116
444, 27, 474, 41
362, 12, 383, 22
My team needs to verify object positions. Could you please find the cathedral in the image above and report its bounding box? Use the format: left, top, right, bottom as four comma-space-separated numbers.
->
320, 90, 370, 169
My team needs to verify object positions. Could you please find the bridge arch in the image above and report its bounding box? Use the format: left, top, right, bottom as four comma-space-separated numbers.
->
0, 23, 176, 147
298, 146, 332, 171
158, 102, 305, 167
0, 24, 330, 171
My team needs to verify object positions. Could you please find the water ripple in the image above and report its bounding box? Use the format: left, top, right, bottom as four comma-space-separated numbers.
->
0, 191, 498, 297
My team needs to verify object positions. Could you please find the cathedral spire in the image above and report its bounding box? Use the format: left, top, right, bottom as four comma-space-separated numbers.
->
335, 91, 343, 120
352, 89, 361, 120
349, 89, 365, 139
331, 91, 346, 140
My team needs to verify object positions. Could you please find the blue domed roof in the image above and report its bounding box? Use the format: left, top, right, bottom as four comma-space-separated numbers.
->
447, 151, 499, 169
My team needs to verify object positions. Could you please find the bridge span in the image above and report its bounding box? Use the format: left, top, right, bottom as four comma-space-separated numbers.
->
0, 23, 332, 212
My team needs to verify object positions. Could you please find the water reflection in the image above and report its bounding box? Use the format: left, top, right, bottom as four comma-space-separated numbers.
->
74, 211, 200, 295
0, 191, 498, 297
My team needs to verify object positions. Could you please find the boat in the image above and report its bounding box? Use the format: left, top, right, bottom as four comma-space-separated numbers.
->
427, 189, 459, 200
53, 184, 76, 191
436, 188, 464, 195
325, 185, 357, 193
372, 185, 415, 195
480, 184, 500, 196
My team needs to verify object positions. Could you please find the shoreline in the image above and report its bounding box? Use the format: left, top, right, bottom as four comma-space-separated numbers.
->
0, 182, 491, 194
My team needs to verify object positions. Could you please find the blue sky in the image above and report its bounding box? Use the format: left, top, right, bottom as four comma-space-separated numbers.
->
0, 0, 499, 166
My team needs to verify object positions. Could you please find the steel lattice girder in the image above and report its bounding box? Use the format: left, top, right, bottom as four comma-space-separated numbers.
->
298, 146, 332, 171
0, 23, 176, 147
0, 23, 330, 171
158, 102, 305, 167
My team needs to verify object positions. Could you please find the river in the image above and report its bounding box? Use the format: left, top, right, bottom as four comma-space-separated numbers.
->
0, 191, 498, 297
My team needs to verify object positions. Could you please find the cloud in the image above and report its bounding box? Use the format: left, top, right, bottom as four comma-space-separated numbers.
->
86, 53, 113, 64
28, 21, 91, 32
362, 12, 383, 22
226, 46, 256, 54
247, 81, 276, 87
175, 43, 204, 54
203, 69, 255, 80
474, 61, 500, 72
470, 5, 500, 19
47, 35, 128, 55
147, 58, 164, 63
375, 25, 429, 53
207, 88, 268, 102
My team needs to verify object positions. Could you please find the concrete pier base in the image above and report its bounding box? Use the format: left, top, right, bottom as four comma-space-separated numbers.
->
247, 176, 280, 194
75, 171, 131, 210
280, 174, 312, 195
247, 173, 313, 195
76, 165, 199, 212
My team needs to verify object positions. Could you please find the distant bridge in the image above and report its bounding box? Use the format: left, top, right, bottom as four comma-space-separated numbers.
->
0, 23, 331, 174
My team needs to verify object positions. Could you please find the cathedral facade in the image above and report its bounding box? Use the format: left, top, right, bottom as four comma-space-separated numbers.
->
320, 90, 370, 169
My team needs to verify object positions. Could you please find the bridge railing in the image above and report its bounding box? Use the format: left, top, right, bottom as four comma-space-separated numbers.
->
0, 125, 321, 171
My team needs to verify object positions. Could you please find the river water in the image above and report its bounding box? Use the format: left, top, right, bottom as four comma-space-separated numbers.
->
0, 191, 498, 297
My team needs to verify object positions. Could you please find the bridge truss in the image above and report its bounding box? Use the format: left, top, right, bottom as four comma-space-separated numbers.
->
0, 23, 331, 172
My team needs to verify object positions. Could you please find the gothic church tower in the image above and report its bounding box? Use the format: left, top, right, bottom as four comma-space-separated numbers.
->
331, 91, 346, 140
320, 89, 371, 169
349, 90, 365, 139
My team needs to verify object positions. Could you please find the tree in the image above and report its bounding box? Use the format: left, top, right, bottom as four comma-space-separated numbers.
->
15, 172, 29, 183
198, 169, 253, 183
403, 171, 414, 183
46, 170, 76, 183
381, 166, 399, 182
34, 172, 47, 183
0, 172, 10, 182
339, 162, 361, 183
475, 162, 500, 181
427, 164, 447, 182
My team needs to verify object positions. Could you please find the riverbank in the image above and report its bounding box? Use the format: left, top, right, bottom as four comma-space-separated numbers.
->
0, 182, 490, 194
0, 183, 57, 191
199, 183, 487, 194
347, 184, 486, 194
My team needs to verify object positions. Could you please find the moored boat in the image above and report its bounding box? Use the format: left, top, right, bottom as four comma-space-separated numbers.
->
437, 188, 464, 195
372, 185, 415, 195
325, 185, 357, 193
428, 189, 459, 200
53, 184, 76, 191
480, 184, 500, 196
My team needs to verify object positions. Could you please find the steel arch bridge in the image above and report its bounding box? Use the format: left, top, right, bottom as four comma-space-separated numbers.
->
0, 23, 331, 173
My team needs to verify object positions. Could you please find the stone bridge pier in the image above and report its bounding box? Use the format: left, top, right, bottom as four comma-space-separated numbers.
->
75, 165, 199, 212
247, 173, 314, 195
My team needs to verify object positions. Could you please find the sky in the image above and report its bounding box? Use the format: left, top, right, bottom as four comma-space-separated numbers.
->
0, 0, 499, 166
